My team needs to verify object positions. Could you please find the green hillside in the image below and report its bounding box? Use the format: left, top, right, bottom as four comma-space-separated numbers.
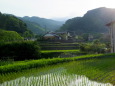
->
19, 16, 64, 34
0, 29, 23, 42
59, 7, 115, 34
20, 20, 45, 34
0, 12, 29, 34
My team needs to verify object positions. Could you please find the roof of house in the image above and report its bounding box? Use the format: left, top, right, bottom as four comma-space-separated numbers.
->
106, 21, 115, 26
44, 33, 60, 37
44, 33, 55, 37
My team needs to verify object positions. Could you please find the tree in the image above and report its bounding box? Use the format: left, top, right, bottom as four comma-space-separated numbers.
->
0, 12, 30, 35
0, 41, 41, 60
23, 31, 33, 39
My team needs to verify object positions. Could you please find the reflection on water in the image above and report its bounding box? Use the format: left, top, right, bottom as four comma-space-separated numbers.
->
0, 73, 113, 86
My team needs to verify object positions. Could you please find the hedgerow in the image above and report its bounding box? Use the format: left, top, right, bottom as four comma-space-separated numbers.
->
0, 41, 41, 60
0, 53, 115, 74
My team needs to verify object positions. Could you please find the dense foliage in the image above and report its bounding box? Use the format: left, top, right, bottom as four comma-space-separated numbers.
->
59, 7, 115, 34
0, 41, 41, 60
79, 40, 107, 53
0, 12, 29, 34
0, 29, 24, 42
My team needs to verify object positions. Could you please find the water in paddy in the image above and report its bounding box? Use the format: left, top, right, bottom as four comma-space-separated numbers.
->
0, 68, 113, 86
0, 58, 114, 86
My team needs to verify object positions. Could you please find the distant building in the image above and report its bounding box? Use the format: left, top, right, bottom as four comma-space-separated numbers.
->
56, 32, 70, 40
88, 34, 93, 41
106, 21, 115, 53
43, 31, 72, 40
44, 33, 60, 40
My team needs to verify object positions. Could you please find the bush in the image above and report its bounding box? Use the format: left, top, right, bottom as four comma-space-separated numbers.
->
79, 41, 106, 54
0, 41, 41, 60
0, 29, 24, 42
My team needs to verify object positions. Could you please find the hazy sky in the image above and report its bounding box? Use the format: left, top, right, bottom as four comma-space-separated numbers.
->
0, 0, 115, 19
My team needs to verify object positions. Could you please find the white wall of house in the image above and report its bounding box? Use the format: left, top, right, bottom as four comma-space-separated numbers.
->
107, 22, 115, 53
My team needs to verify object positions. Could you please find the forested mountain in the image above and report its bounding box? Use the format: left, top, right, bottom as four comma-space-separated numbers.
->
59, 7, 115, 34
19, 16, 64, 34
0, 12, 29, 34
21, 20, 45, 34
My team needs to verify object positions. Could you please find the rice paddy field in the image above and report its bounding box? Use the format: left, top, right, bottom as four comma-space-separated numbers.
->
0, 54, 115, 86
40, 42, 79, 50
41, 50, 79, 53
41, 49, 86, 58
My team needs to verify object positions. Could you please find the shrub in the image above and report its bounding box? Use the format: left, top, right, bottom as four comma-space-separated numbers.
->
0, 41, 41, 60
79, 42, 106, 54
0, 29, 24, 42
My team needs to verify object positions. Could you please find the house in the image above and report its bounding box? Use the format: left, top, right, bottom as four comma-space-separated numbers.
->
43, 31, 72, 41
43, 33, 61, 40
106, 21, 115, 53
88, 34, 93, 41
56, 32, 70, 40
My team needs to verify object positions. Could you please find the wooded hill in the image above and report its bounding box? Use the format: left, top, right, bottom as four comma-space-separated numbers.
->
59, 7, 115, 34
0, 12, 33, 42
0, 12, 29, 34
19, 16, 64, 34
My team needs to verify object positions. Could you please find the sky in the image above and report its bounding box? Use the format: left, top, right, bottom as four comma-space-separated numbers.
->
0, 0, 115, 20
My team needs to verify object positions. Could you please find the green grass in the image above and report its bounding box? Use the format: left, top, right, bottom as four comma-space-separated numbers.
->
41, 50, 79, 53
0, 53, 114, 74
40, 42, 78, 45
41, 50, 86, 59
41, 46, 77, 47
0, 54, 115, 85
65, 57, 115, 84
0, 60, 14, 66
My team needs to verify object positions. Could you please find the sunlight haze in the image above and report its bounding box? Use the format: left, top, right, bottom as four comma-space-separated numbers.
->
0, 0, 115, 19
